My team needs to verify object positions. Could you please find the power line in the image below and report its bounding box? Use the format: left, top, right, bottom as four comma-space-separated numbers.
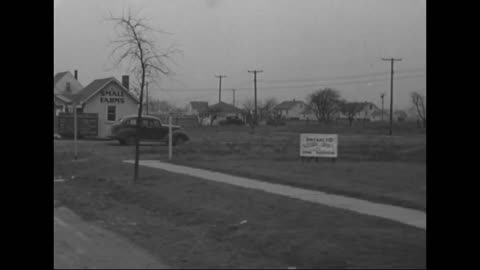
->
257, 68, 425, 84
155, 73, 424, 93
236, 73, 425, 91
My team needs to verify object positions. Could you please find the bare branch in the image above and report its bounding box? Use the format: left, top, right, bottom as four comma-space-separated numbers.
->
106, 9, 181, 183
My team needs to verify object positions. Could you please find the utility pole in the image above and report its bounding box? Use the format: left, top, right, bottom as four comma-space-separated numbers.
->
215, 75, 227, 103
248, 70, 263, 126
381, 58, 402, 135
146, 82, 149, 115
380, 93, 385, 121
231, 89, 236, 107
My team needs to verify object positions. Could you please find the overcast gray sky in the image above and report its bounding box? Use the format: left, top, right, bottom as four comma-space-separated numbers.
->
54, 0, 426, 110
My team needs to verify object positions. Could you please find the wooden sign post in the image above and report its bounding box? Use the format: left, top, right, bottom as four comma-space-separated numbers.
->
169, 114, 172, 161
73, 103, 78, 160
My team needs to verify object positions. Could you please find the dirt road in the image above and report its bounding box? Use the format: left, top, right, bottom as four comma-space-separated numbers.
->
54, 206, 168, 269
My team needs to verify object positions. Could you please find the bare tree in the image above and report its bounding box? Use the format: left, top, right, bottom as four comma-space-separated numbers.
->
259, 97, 278, 120
308, 88, 342, 123
242, 99, 256, 113
148, 98, 175, 114
339, 101, 364, 127
108, 10, 179, 183
410, 91, 426, 128
206, 106, 220, 126
394, 110, 407, 122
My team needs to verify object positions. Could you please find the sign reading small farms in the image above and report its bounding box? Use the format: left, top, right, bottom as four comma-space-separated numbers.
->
100, 87, 125, 104
300, 134, 338, 158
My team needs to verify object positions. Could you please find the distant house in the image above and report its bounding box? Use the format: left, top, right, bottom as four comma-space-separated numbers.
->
394, 110, 408, 122
54, 70, 83, 95
338, 102, 381, 122
300, 105, 317, 120
274, 99, 309, 120
370, 110, 389, 122
71, 76, 139, 137
370, 110, 411, 122
208, 102, 244, 125
53, 70, 84, 113
54, 72, 140, 137
54, 71, 84, 134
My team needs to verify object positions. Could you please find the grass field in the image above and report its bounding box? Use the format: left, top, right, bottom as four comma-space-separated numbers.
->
54, 141, 426, 268
54, 121, 426, 268
167, 121, 426, 210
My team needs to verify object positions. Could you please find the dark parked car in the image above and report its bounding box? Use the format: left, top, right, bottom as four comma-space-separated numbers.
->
110, 115, 189, 146
219, 116, 245, 126
266, 118, 286, 126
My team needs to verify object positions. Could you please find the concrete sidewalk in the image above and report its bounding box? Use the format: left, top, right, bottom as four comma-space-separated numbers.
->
54, 206, 168, 269
124, 160, 426, 230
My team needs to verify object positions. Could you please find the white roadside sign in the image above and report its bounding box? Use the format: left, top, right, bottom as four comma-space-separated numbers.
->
300, 134, 338, 158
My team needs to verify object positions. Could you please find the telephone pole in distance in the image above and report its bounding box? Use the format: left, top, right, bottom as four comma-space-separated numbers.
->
231, 89, 236, 107
380, 93, 385, 122
215, 75, 227, 103
381, 58, 402, 135
248, 70, 263, 125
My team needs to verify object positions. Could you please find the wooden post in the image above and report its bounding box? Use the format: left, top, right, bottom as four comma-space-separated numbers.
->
169, 114, 172, 161
73, 103, 78, 160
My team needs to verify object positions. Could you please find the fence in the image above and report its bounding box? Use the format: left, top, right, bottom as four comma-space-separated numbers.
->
149, 114, 199, 127
57, 113, 98, 137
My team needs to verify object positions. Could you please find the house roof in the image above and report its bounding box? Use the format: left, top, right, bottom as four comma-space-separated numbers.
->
190, 101, 209, 113
53, 71, 69, 86
72, 77, 139, 104
274, 100, 306, 110
54, 93, 71, 105
363, 102, 380, 111
209, 101, 242, 113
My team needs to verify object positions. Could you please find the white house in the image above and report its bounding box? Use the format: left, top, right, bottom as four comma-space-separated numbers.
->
274, 99, 311, 120
53, 71, 140, 137
53, 70, 84, 114
338, 102, 381, 122
207, 101, 244, 126
70, 76, 139, 137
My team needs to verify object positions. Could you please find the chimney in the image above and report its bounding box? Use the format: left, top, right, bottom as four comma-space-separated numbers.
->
74, 70, 78, 80
122, 75, 129, 90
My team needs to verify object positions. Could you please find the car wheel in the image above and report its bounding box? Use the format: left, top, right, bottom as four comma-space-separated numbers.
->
173, 136, 186, 146
126, 136, 136, 145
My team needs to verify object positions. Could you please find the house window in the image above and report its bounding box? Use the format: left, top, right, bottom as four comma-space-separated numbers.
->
107, 105, 116, 122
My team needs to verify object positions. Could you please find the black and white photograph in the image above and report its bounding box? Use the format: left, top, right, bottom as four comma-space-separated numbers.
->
54, 0, 426, 268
